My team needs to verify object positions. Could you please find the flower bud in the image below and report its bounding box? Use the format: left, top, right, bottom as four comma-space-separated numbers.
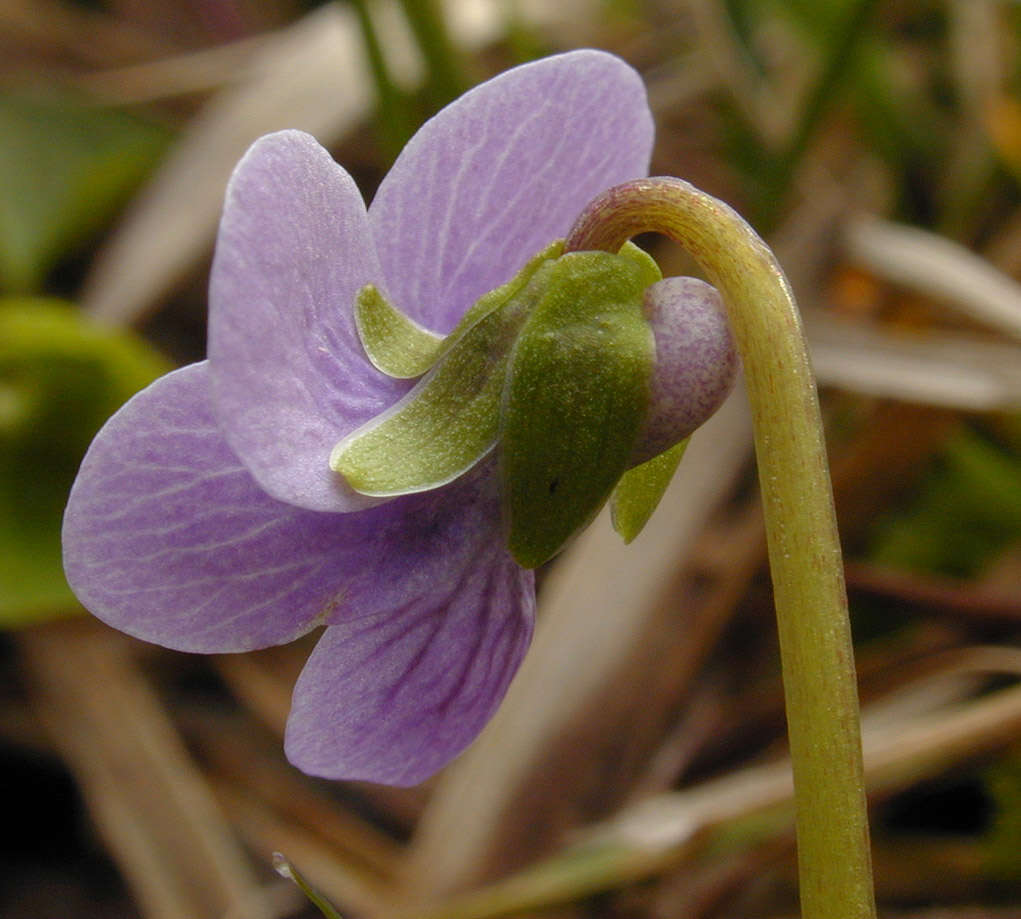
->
630, 277, 737, 467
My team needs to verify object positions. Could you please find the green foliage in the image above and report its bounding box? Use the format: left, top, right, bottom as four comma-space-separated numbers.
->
868, 428, 1021, 577
349, 0, 420, 160
352, 0, 473, 161
0, 89, 171, 293
721, 0, 953, 228
397, 0, 472, 108
502, 246, 660, 568
983, 749, 1021, 881
0, 299, 169, 626
779, 0, 876, 40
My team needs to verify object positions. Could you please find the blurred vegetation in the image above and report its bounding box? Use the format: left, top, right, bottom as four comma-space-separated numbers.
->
0, 90, 171, 292
0, 299, 168, 626
0, 1, 1020, 918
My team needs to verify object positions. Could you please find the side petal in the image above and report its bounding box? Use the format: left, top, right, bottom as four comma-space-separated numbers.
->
370, 49, 654, 334
284, 552, 534, 786
208, 130, 408, 512
63, 362, 399, 653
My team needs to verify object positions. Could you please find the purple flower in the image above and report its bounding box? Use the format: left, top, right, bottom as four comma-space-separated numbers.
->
62, 50, 659, 785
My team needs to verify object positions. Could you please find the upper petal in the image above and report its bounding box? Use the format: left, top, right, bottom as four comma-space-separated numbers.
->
208, 130, 408, 512
63, 362, 406, 652
369, 50, 654, 334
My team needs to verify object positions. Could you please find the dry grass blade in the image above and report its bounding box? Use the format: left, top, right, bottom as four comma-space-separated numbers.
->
888, 909, 1021, 919
398, 674, 1021, 919
80, 0, 601, 328
860, 646, 1021, 731
18, 619, 271, 919
843, 216, 1021, 341
846, 562, 1021, 625
189, 711, 405, 880
805, 310, 1021, 410
949, 0, 1003, 123
77, 35, 271, 104
215, 781, 396, 917
81, 3, 387, 326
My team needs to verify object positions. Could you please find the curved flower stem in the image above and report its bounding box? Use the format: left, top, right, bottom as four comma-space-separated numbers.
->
565, 178, 876, 919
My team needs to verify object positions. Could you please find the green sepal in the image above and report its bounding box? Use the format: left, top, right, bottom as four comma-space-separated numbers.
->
331, 243, 562, 495
355, 284, 444, 378
0, 299, 170, 627
611, 438, 689, 543
502, 244, 661, 569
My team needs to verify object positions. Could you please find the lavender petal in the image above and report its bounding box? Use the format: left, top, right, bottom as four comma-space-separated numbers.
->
208, 130, 408, 512
63, 363, 407, 652
285, 550, 534, 786
369, 49, 654, 335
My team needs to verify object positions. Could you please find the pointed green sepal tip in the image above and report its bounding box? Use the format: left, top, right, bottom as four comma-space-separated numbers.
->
611, 438, 688, 543
355, 284, 444, 379
331, 244, 561, 496
502, 244, 661, 568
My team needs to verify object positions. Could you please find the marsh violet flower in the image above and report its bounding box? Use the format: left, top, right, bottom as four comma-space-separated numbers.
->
62, 50, 734, 785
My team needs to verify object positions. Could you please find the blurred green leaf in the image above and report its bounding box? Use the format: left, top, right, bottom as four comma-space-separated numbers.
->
868, 428, 1021, 577
397, 0, 472, 109
983, 749, 1021, 881
350, 0, 419, 160
756, 0, 882, 226
780, 0, 875, 40
0, 298, 170, 627
0, 90, 172, 293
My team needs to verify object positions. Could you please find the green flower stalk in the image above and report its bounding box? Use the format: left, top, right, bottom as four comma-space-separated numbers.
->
565, 177, 877, 919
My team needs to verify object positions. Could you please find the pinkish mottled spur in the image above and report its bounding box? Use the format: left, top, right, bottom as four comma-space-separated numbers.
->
62, 50, 731, 785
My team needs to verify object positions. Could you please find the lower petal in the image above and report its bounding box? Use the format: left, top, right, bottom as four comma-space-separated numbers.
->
284, 548, 534, 786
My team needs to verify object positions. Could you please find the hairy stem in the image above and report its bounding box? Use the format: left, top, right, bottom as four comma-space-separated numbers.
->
565, 177, 875, 919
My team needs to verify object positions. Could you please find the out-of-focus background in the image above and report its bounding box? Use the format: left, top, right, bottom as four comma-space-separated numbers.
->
2, 1, 1021, 916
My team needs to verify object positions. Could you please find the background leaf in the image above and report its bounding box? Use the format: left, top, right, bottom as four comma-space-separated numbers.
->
0, 298, 169, 626
0, 90, 171, 293
868, 427, 1021, 577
